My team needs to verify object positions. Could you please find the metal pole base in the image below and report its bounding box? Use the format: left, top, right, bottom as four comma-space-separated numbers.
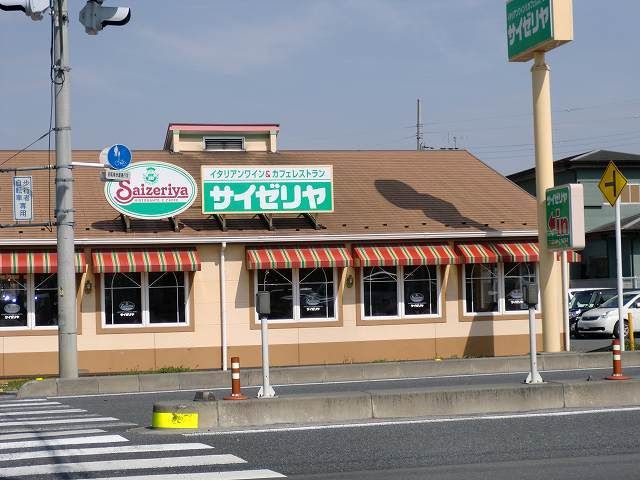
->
257, 385, 276, 398
223, 393, 248, 400
525, 372, 544, 384
605, 374, 630, 381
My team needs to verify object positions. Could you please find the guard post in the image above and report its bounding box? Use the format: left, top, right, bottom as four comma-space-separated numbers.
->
256, 291, 276, 398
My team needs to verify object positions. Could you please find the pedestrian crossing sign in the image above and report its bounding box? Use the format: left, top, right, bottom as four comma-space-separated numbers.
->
598, 161, 628, 207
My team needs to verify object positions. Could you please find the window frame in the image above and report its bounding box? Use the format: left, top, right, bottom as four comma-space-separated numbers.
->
254, 267, 339, 324
0, 273, 60, 331
462, 262, 539, 316
360, 265, 441, 321
101, 271, 190, 329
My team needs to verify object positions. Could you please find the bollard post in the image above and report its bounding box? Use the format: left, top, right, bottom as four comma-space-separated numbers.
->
605, 339, 630, 380
628, 312, 636, 351
223, 356, 248, 400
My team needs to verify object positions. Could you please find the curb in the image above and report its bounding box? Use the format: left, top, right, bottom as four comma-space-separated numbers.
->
17, 351, 640, 398
151, 379, 640, 430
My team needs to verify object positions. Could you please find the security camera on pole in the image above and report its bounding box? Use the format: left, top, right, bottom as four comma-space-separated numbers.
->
0, 0, 131, 379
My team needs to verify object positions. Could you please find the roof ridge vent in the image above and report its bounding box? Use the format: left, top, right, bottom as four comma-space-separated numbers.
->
204, 136, 245, 152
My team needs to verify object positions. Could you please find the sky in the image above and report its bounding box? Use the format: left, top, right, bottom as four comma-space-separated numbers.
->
1, 0, 640, 175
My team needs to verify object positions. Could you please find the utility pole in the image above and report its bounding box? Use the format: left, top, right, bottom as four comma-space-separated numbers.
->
53, 0, 78, 379
416, 98, 423, 150
1, 0, 131, 379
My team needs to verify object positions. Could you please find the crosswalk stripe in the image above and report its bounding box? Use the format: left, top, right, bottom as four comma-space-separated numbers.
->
0, 454, 246, 476
0, 434, 128, 450
83, 470, 286, 479
0, 422, 136, 434
0, 416, 120, 426
0, 408, 86, 416
0, 401, 62, 409
0, 428, 106, 441
0, 428, 105, 442
0, 442, 212, 461
0, 398, 48, 403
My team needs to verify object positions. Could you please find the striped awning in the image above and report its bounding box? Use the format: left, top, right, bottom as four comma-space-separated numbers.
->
458, 242, 582, 263
456, 243, 501, 263
246, 246, 352, 270
353, 244, 459, 267
92, 248, 201, 273
0, 252, 87, 274
557, 250, 582, 263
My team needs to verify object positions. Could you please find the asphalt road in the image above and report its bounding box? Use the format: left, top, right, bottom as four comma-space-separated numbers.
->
56, 365, 640, 427
5, 367, 640, 479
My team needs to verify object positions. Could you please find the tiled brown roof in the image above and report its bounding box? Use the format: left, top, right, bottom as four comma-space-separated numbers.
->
0, 149, 537, 245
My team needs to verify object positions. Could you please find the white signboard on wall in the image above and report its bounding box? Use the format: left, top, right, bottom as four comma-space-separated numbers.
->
13, 176, 33, 221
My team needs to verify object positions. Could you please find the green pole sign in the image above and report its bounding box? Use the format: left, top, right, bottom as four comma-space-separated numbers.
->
545, 184, 585, 251
506, 0, 573, 62
201, 165, 334, 214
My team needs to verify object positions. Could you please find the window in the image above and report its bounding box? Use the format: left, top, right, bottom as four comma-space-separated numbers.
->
256, 267, 337, 322
34, 273, 58, 327
0, 275, 28, 328
463, 262, 537, 315
362, 265, 440, 319
504, 263, 535, 312
0, 273, 70, 330
103, 272, 188, 327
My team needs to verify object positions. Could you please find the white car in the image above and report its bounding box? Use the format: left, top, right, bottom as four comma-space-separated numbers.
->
576, 291, 640, 337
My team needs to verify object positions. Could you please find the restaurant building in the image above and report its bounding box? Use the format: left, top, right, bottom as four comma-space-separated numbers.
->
0, 124, 576, 377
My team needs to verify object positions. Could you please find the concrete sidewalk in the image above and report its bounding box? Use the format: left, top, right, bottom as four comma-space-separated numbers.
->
152, 378, 640, 430
18, 350, 640, 398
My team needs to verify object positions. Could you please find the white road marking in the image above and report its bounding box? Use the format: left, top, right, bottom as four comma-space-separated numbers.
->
0, 422, 135, 434
0, 442, 212, 461
0, 398, 48, 403
0, 401, 62, 408
0, 408, 86, 416
185, 406, 640, 436
84, 470, 286, 479
0, 454, 246, 476
0, 434, 128, 450
0, 428, 105, 441
0, 416, 119, 426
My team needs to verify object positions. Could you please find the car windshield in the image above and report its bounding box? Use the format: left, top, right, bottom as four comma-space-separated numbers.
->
569, 291, 596, 309
600, 293, 639, 309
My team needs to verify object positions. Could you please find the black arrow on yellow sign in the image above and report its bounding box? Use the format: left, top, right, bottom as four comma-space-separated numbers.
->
598, 161, 628, 207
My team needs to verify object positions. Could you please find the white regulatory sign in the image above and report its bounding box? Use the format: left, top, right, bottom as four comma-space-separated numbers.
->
13, 176, 33, 221
100, 170, 131, 182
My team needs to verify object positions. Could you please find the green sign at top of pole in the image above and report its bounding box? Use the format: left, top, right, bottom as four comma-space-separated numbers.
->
506, 0, 574, 62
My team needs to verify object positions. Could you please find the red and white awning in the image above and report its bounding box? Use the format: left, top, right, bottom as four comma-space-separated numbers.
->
246, 246, 352, 270
353, 244, 459, 267
457, 242, 581, 263
92, 248, 201, 273
0, 252, 87, 274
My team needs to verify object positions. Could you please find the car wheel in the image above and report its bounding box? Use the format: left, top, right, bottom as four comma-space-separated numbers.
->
613, 320, 629, 338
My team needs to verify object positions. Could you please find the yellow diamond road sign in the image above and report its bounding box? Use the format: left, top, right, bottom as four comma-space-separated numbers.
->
598, 161, 628, 207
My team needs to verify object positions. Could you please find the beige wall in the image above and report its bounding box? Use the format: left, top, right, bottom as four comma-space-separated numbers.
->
0, 244, 552, 377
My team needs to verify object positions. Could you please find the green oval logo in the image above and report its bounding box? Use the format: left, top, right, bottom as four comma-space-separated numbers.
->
104, 161, 197, 219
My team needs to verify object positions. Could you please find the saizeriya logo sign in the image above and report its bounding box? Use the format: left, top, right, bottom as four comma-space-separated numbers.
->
104, 161, 197, 219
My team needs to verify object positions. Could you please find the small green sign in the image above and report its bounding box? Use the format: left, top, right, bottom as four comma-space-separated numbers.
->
507, 0, 553, 61
545, 184, 585, 251
201, 166, 334, 214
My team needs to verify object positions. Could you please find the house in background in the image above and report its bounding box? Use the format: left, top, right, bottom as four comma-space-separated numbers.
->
508, 150, 640, 287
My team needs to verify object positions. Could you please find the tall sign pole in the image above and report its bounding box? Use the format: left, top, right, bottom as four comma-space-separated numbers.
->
598, 161, 628, 350
53, 0, 78, 379
531, 51, 562, 351
507, 0, 573, 352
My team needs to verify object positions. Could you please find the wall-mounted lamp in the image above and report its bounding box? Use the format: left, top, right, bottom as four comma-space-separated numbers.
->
346, 274, 354, 289
84, 280, 93, 294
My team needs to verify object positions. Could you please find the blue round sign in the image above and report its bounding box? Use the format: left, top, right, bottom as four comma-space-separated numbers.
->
107, 144, 132, 170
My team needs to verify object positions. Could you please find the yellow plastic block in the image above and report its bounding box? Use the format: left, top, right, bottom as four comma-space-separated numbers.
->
152, 411, 198, 429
